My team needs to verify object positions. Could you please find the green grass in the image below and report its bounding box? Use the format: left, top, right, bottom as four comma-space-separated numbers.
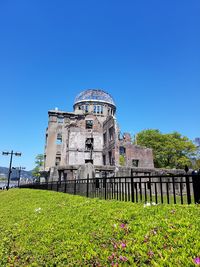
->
97, 192, 193, 205
0, 189, 200, 266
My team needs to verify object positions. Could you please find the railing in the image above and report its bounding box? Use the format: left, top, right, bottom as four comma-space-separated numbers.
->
20, 174, 200, 204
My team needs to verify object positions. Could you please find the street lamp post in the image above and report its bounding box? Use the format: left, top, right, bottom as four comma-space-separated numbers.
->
2, 151, 22, 190
17, 166, 26, 187
12, 166, 26, 187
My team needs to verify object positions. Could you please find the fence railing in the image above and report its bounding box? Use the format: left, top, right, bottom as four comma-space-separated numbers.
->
20, 174, 200, 204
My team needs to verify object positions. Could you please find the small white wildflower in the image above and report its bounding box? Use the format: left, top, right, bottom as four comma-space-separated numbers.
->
151, 202, 156, 206
113, 224, 117, 228
35, 208, 42, 213
144, 202, 151, 207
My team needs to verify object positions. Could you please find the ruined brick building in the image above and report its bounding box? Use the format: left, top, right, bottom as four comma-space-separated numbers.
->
43, 89, 154, 181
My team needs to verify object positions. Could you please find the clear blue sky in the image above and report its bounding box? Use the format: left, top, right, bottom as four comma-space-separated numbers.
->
0, 0, 199, 170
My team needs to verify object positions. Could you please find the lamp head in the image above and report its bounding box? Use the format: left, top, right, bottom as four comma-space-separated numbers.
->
2, 151, 9, 155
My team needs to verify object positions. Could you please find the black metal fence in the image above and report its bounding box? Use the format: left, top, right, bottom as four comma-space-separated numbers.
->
20, 174, 200, 204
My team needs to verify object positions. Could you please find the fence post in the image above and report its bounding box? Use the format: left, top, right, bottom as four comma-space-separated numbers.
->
159, 177, 163, 204
74, 179, 77, 195
192, 173, 200, 203
149, 177, 152, 202
46, 179, 48, 190
185, 175, 191, 204
131, 169, 134, 202
86, 175, 89, 197
57, 181, 59, 192
64, 180, 67, 193
104, 172, 107, 200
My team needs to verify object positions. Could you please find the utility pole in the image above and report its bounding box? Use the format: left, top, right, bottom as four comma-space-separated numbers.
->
18, 166, 26, 187
2, 151, 22, 190
12, 166, 26, 187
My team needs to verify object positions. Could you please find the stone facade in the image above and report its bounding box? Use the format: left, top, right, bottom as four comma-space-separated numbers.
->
43, 89, 154, 181
119, 133, 154, 168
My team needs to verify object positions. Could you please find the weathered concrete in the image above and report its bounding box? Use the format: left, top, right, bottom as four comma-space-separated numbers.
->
43, 89, 155, 181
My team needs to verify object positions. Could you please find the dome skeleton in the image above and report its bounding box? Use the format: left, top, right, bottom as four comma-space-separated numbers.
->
74, 89, 116, 107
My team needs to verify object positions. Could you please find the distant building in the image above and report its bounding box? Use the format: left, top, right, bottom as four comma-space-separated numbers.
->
43, 89, 154, 181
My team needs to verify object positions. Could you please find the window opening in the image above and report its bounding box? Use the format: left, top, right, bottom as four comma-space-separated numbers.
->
109, 127, 114, 141
119, 146, 126, 155
103, 155, 106, 165
86, 120, 93, 129
56, 133, 62, 145
109, 151, 112, 165
55, 156, 61, 166
85, 138, 94, 151
103, 132, 107, 145
85, 159, 93, 164
57, 117, 64, 123
132, 159, 139, 167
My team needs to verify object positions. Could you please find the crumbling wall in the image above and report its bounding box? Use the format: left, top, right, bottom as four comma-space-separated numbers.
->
103, 116, 119, 166
119, 133, 154, 168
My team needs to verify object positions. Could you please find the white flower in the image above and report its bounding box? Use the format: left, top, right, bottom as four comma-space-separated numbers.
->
113, 224, 117, 228
144, 202, 151, 207
35, 208, 42, 213
144, 202, 159, 207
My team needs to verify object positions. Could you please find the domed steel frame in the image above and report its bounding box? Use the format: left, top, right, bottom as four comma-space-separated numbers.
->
74, 89, 116, 107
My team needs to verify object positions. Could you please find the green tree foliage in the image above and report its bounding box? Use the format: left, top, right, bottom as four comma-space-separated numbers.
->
193, 138, 200, 169
119, 155, 125, 166
135, 129, 196, 169
193, 159, 200, 169
32, 154, 44, 179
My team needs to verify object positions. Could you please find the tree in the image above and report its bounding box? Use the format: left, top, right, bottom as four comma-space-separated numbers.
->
135, 129, 196, 169
32, 154, 44, 180
192, 138, 200, 169
193, 159, 200, 169
119, 155, 125, 166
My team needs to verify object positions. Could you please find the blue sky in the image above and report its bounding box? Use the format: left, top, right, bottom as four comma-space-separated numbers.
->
0, 0, 199, 170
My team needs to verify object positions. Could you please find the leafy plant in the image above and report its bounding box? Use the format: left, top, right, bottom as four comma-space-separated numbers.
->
32, 154, 44, 180
0, 189, 200, 266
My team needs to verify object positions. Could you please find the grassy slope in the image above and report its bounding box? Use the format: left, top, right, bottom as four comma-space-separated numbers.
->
0, 189, 200, 267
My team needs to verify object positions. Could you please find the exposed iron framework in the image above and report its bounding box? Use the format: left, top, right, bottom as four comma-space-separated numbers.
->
74, 89, 116, 106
